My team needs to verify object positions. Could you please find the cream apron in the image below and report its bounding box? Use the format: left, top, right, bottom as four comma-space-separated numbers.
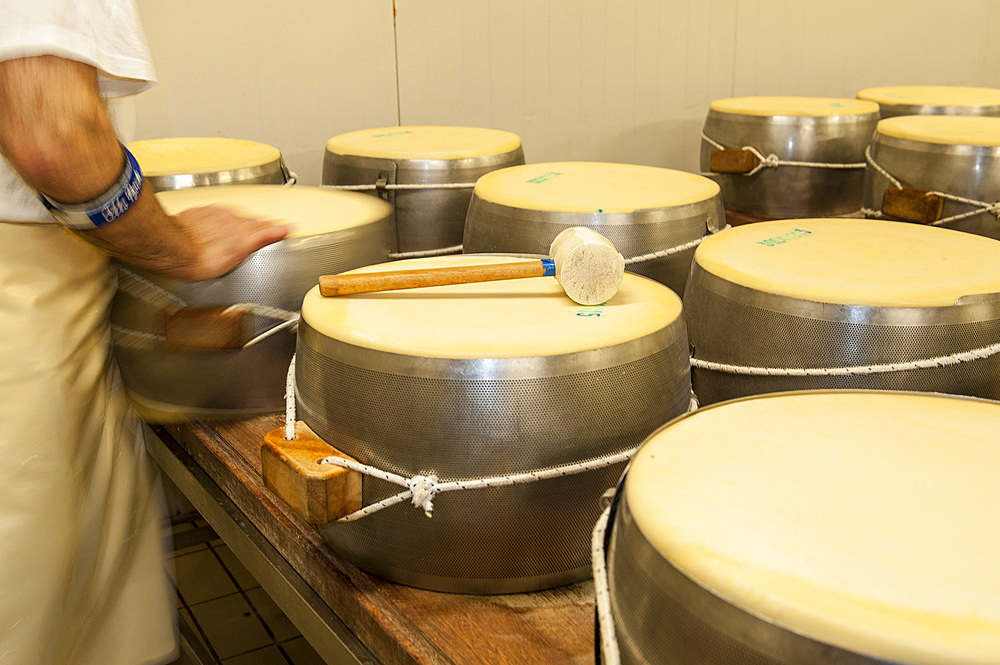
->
0, 221, 174, 664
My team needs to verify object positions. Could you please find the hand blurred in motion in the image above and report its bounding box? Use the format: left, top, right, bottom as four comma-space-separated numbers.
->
170, 204, 289, 281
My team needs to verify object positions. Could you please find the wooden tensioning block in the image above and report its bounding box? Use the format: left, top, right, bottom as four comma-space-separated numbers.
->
882, 187, 944, 224
709, 148, 760, 174
261, 422, 362, 525
163, 307, 254, 350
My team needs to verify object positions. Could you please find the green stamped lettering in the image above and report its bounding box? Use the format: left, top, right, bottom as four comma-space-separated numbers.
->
527, 171, 562, 184
576, 303, 607, 317
755, 228, 813, 247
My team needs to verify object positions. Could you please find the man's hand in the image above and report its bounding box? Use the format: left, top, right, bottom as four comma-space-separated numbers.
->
170, 205, 289, 281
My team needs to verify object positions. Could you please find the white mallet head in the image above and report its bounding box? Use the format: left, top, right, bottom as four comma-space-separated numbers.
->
548, 227, 625, 305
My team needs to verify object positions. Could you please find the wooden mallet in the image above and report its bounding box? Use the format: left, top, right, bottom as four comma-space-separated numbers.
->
318, 226, 626, 305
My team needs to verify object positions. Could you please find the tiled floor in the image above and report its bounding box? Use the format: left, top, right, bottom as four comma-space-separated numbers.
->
167, 514, 326, 665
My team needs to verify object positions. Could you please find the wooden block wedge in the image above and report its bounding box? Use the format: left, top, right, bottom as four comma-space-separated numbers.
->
709, 148, 760, 174
261, 422, 362, 524
163, 306, 255, 350
882, 186, 944, 224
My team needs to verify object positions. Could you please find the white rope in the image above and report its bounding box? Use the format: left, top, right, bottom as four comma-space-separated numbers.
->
385, 229, 729, 265
388, 244, 464, 259
622, 225, 730, 266
117, 268, 187, 307
864, 147, 1000, 226
220, 303, 300, 349
325, 180, 473, 260
930, 194, 1000, 227
700, 133, 726, 151
592, 505, 621, 665
221, 303, 297, 321
864, 146, 903, 190
285, 355, 297, 441
702, 133, 865, 176
316, 394, 698, 522
279, 371, 697, 523
110, 324, 164, 350
111, 302, 299, 350
591, 393, 700, 665
691, 340, 1000, 377
320, 448, 639, 521
322, 182, 476, 192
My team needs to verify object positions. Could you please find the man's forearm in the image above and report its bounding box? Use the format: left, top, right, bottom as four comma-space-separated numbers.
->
0, 55, 126, 203
0, 55, 286, 281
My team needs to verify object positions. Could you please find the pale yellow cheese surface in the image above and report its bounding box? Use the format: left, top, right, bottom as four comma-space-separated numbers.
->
858, 86, 1000, 108
300, 255, 681, 358
325, 126, 522, 160
709, 96, 878, 117
473, 162, 719, 213
877, 115, 1000, 146
626, 391, 1000, 665
130, 137, 281, 176
156, 185, 391, 238
694, 218, 1000, 306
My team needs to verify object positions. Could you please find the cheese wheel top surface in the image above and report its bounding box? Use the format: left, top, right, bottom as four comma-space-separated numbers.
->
694, 218, 1000, 306
130, 137, 281, 175
709, 96, 878, 117
858, 86, 1000, 108
301, 255, 681, 358
626, 390, 1000, 665
473, 162, 719, 213
325, 126, 522, 160
156, 185, 391, 238
877, 115, 1000, 146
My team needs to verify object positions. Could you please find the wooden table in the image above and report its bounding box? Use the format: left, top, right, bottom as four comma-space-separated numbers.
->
147, 415, 596, 665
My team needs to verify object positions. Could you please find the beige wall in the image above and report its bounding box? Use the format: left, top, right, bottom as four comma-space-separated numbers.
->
134, 0, 1000, 185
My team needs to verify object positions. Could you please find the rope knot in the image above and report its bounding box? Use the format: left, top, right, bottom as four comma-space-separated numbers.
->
763, 153, 781, 168
407, 474, 440, 518
988, 202, 1000, 218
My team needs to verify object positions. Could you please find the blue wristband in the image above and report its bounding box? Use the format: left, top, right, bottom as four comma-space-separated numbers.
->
41, 144, 144, 230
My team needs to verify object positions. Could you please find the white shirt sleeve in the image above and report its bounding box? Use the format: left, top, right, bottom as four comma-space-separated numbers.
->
0, 0, 156, 221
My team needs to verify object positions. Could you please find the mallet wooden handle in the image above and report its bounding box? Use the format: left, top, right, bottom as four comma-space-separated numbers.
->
319, 259, 555, 296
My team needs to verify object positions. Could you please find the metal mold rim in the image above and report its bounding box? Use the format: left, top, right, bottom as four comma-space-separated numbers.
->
876, 103, 1000, 119
322, 147, 527, 179
686, 257, 1000, 327
704, 108, 880, 130
608, 388, 1000, 665
320, 529, 595, 596
466, 192, 723, 232
297, 313, 688, 382
145, 158, 289, 190
870, 130, 1000, 160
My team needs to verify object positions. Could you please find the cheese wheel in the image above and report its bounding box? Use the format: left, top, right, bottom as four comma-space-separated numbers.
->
626, 390, 1000, 665
709, 96, 878, 117
877, 115, 1000, 147
325, 126, 522, 160
694, 218, 1000, 307
130, 137, 281, 176
473, 162, 719, 213
156, 185, 391, 239
858, 86, 1000, 109
300, 255, 680, 358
